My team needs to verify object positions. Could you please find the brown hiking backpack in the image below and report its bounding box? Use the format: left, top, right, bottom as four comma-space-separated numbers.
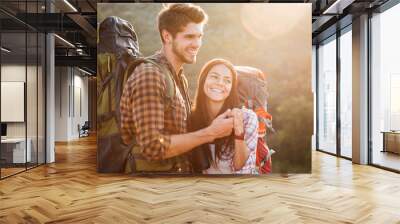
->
235, 66, 274, 135
235, 66, 275, 174
97, 16, 176, 173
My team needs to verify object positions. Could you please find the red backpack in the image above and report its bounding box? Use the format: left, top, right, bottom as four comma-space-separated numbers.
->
254, 110, 274, 174
235, 66, 275, 174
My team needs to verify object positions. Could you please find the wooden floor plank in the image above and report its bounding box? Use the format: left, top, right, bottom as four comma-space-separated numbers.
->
0, 135, 399, 223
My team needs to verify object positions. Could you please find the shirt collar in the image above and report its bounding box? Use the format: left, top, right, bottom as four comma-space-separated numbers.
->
153, 51, 184, 78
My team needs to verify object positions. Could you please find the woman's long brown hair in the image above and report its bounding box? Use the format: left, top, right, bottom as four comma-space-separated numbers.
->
189, 58, 240, 164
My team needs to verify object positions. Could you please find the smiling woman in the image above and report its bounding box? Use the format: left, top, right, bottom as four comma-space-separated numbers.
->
189, 58, 259, 174
194, 59, 238, 122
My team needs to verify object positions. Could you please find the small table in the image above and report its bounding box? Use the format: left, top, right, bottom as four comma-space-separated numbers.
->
381, 131, 400, 154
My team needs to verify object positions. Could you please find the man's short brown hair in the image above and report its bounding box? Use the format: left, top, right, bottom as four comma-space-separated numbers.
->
158, 3, 208, 43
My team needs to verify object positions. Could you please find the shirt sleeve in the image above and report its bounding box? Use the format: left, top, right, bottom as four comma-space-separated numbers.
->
129, 63, 171, 161
234, 108, 259, 174
243, 109, 259, 152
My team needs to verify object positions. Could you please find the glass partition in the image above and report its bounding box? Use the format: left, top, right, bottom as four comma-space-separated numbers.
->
1, 31, 28, 177
0, 1, 46, 179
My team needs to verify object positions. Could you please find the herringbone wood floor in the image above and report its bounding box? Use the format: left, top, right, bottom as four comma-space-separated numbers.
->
1, 135, 400, 224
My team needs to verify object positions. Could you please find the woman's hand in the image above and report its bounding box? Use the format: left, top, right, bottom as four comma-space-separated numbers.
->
232, 108, 249, 171
232, 108, 244, 137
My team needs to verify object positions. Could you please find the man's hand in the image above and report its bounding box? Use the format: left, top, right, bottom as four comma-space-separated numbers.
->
206, 109, 234, 142
165, 109, 234, 159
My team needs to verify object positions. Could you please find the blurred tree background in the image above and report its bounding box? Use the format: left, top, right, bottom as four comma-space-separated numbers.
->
98, 3, 313, 173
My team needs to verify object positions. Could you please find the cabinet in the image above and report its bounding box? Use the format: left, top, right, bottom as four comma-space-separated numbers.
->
382, 132, 400, 154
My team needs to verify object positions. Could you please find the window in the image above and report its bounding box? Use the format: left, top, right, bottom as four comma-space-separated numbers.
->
371, 2, 400, 171
317, 35, 337, 154
339, 27, 352, 158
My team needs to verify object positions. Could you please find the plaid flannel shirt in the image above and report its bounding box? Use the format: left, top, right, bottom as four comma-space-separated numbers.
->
120, 52, 190, 162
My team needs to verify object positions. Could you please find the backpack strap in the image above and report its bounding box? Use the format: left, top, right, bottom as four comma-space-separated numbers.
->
141, 58, 176, 107
179, 74, 192, 116
97, 53, 115, 95
145, 55, 190, 115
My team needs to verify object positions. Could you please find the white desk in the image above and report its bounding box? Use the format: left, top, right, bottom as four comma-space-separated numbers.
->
1, 138, 31, 163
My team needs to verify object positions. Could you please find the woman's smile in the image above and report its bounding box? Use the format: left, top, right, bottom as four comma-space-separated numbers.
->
209, 87, 224, 94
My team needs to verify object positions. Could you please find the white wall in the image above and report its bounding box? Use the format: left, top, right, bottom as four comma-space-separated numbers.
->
55, 67, 69, 141
1, 65, 40, 138
72, 73, 89, 138
55, 67, 89, 141
1, 65, 25, 134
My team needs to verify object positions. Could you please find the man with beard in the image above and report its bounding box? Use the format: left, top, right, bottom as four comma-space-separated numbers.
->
120, 3, 234, 173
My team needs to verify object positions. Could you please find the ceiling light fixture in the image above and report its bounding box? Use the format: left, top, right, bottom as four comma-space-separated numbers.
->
323, 0, 355, 15
54, 34, 75, 48
76, 48, 85, 55
1, 47, 11, 53
78, 67, 93, 76
63, 0, 78, 12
